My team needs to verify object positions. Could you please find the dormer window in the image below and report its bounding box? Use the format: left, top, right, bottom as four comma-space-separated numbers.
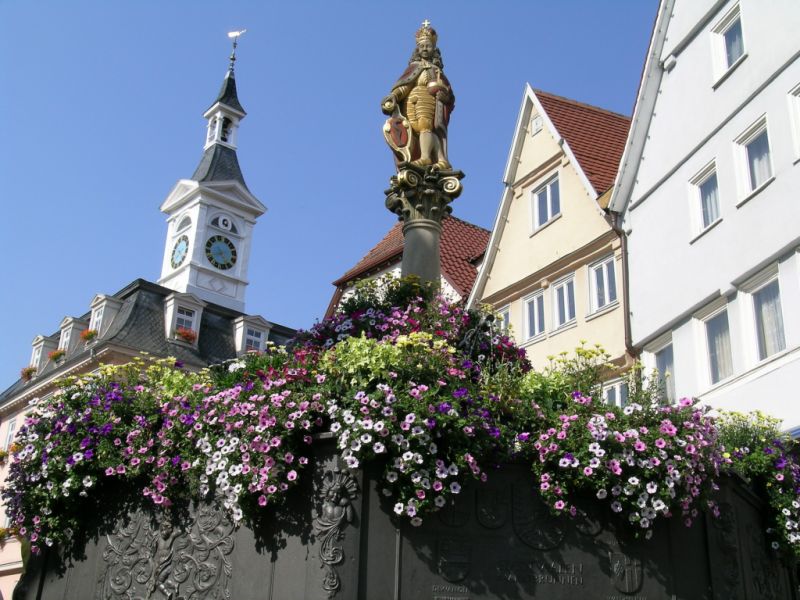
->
164, 292, 206, 346
59, 328, 71, 351
234, 315, 271, 356
176, 307, 195, 331
245, 327, 263, 352
30, 346, 42, 370
89, 306, 104, 332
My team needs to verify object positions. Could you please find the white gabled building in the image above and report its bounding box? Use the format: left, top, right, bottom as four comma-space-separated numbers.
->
609, 0, 800, 430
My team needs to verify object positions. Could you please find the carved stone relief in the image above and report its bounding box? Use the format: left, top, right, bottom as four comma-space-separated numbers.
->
313, 468, 359, 598
97, 502, 234, 600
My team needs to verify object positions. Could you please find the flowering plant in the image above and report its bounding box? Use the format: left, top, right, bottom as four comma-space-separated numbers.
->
47, 349, 65, 362
3, 278, 799, 559
174, 327, 197, 344
80, 329, 97, 342
20, 367, 36, 382
718, 411, 800, 553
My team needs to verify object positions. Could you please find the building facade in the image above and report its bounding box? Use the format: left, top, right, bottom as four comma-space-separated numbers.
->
609, 0, 800, 429
468, 86, 633, 400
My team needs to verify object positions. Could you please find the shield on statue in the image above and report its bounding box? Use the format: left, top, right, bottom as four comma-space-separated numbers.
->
438, 537, 470, 583
609, 550, 643, 594
383, 115, 414, 163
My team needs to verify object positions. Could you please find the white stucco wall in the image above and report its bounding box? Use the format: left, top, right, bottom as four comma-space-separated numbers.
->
620, 0, 800, 429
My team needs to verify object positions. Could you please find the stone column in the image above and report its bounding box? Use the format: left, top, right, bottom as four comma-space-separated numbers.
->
385, 164, 464, 286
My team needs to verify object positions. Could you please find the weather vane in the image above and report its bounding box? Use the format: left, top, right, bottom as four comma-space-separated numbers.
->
227, 29, 247, 70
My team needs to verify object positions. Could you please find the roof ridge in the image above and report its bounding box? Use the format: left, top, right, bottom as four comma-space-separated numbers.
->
533, 88, 631, 121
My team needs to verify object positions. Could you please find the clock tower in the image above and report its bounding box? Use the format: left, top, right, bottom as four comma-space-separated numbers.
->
158, 33, 265, 312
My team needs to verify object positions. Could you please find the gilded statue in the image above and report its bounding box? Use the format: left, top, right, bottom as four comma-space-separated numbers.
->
382, 20, 454, 170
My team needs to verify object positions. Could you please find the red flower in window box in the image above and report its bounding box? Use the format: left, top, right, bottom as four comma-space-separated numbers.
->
20, 366, 36, 382
48, 349, 65, 362
175, 327, 197, 344
80, 329, 98, 342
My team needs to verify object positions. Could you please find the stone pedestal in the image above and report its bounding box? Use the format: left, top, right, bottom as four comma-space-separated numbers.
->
13, 441, 798, 600
385, 164, 464, 286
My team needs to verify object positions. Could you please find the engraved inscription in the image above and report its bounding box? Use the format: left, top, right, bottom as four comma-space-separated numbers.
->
495, 560, 585, 586
609, 551, 643, 594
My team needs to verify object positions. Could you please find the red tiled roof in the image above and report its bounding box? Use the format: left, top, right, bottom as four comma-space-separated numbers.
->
535, 90, 631, 195
331, 215, 490, 297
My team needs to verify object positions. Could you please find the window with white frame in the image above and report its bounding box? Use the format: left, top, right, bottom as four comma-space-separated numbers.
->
789, 84, 800, 159
737, 118, 773, 193
589, 256, 617, 312
89, 306, 104, 332
245, 327, 264, 352
712, 4, 744, 76
176, 307, 195, 331
59, 328, 71, 350
552, 276, 576, 329
654, 343, 676, 403
603, 380, 629, 407
30, 346, 41, 370
497, 306, 511, 333
531, 176, 560, 229
4, 419, 16, 450
751, 277, 786, 361
704, 308, 733, 384
524, 292, 545, 339
691, 162, 721, 231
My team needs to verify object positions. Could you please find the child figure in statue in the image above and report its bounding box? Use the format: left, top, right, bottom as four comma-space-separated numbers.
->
382, 21, 454, 170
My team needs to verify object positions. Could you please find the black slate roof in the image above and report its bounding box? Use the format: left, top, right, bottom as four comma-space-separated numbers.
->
191, 144, 248, 190
210, 70, 245, 115
0, 279, 295, 404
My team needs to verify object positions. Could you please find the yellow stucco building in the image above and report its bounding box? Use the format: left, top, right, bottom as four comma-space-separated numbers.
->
468, 86, 634, 403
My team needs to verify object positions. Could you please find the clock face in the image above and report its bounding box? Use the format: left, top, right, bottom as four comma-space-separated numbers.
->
205, 235, 237, 270
170, 235, 190, 268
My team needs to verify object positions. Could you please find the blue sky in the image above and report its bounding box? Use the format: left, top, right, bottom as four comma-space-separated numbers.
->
0, 1, 656, 386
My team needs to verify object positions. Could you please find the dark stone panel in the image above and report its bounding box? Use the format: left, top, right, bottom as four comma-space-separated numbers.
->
12, 445, 798, 600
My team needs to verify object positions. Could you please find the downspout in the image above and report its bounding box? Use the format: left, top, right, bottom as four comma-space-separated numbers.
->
610, 210, 639, 361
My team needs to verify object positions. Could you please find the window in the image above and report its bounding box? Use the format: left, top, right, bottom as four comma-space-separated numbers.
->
524, 292, 545, 339
745, 129, 772, 190
552, 276, 576, 328
531, 176, 560, 229
589, 256, 617, 312
176, 307, 195, 331
736, 118, 773, 195
497, 306, 510, 333
604, 380, 629, 407
89, 306, 104, 332
789, 84, 800, 158
691, 163, 721, 231
30, 346, 41, 370
752, 278, 785, 360
59, 328, 71, 351
654, 344, 676, 403
705, 309, 733, 384
4, 419, 16, 451
245, 327, 263, 352
531, 115, 543, 136
712, 5, 745, 76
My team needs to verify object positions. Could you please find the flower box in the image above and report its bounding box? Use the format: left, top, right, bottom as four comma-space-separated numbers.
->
20, 366, 36, 382
47, 349, 65, 363
80, 329, 98, 343
174, 327, 197, 344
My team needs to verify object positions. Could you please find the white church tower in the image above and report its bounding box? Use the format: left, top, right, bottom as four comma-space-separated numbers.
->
158, 32, 266, 312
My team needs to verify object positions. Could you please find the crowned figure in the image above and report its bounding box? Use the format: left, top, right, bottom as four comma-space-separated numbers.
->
382, 21, 455, 170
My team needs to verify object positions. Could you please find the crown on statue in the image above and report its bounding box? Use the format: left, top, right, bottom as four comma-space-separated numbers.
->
415, 20, 438, 46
